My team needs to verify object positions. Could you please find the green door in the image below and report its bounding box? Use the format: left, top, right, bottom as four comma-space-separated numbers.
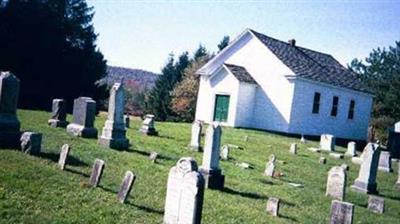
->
213, 94, 230, 122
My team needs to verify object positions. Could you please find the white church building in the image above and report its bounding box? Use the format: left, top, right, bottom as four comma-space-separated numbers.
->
195, 28, 373, 141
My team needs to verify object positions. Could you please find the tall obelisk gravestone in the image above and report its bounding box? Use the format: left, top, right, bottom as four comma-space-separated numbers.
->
0, 71, 21, 148
199, 122, 225, 189
99, 82, 129, 150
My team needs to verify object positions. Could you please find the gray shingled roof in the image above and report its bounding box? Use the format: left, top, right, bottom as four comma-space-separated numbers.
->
224, 63, 257, 84
249, 29, 371, 93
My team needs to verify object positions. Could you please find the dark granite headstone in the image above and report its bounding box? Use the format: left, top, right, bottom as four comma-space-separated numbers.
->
89, 159, 105, 187
388, 129, 400, 159
117, 171, 136, 203
330, 200, 354, 224
0, 71, 21, 148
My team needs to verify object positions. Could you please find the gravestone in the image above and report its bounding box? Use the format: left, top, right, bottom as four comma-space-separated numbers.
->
326, 166, 346, 201
367, 126, 376, 143
149, 151, 158, 163
264, 154, 276, 177
66, 97, 98, 138
351, 143, 381, 194
189, 120, 202, 151
300, 134, 306, 143
290, 143, 297, 155
199, 122, 225, 189
140, 114, 158, 136
220, 145, 229, 160
320, 157, 327, 164
388, 129, 400, 159
320, 134, 335, 151
368, 196, 384, 214
0, 71, 21, 148
378, 151, 392, 172
163, 157, 204, 224
58, 144, 70, 170
20, 132, 42, 155
244, 135, 249, 142
266, 197, 280, 217
89, 159, 105, 187
351, 145, 369, 165
48, 99, 68, 128
330, 200, 354, 224
395, 163, 400, 190
99, 82, 130, 150
345, 142, 356, 157
117, 171, 136, 203
124, 115, 130, 128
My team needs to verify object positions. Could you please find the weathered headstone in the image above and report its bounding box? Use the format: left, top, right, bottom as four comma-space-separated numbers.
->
378, 151, 392, 172
368, 196, 384, 214
66, 97, 98, 138
189, 120, 202, 151
330, 200, 354, 224
320, 157, 327, 164
266, 197, 280, 217
244, 135, 249, 142
220, 145, 229, 160
345, 142, 356, 157
20, 132, 42, 155
99, 82, 130, 150
48, 99, 68, 128
58, 144, 70, 170
140, 114, 158, 136
290, 143, 297, 155
320, 134, 335, 151
367, 126, 376, 143
326, 166, 347, 201
149, 151, 158, 163
300, 134, 306, 143
351, 143, 381, 194
117, 171, 136, 203
0, 71, 21, 148
199, 122, 225, 189
89, 159, 105, 187
124, 115, 130, 128
163, 157, 204, 224
264, 154, 276, 177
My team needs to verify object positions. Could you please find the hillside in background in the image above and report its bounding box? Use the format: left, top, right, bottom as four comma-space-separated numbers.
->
98, 66, 159, 90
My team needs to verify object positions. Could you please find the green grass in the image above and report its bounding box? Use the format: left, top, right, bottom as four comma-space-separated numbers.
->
0, 109, 399, 223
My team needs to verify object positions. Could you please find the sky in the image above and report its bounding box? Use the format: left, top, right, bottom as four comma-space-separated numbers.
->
87, 0, 400, 73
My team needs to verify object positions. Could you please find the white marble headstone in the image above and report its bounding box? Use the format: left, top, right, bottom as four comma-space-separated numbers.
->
117, 171, 136, 203
202, 123, 222, 171
89, 159, 105, 187
330, 200, 354, 224
320, 134, 335, 151
326, 166, 346, 201
58, 144, 70, 170
163, 157, 204, 224
189, 120, 202, 151
345, 142, 356, 157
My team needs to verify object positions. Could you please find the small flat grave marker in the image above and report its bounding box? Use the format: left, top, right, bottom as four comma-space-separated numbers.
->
149, 151, 158, 163
220, 145, 229, 160
117, 171, 136, 203
266, 197, 280, 217
89, 159, 105, 187
264, 155, 276, 177
368, 196, 384, 214
320, 157, 327, 164
330, 200, 354, 224
290, 143, 297, 155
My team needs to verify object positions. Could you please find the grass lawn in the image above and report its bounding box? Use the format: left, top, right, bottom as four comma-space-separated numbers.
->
0, 109, 399, 223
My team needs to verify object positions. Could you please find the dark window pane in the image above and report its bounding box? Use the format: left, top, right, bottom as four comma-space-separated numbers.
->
331, 96, 339, 117
312, 92, 321, 114
348, 100, 355, 119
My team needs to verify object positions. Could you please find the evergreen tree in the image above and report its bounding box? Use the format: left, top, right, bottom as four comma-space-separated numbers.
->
145, 52, 189, 121
217, 35, 230, 52
0, 0, 106, 111
349, 41, 400, 142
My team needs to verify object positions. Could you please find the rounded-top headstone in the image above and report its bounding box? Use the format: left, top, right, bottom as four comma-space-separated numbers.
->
0, 71, 20, 114
177, 157, 198, 174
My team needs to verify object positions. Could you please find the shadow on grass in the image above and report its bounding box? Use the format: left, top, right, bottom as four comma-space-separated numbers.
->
259, 179, 274, 185
65, 167, 90, 178
39, 151, 88, 167
222, 187, 268, 200
132, 148, 150, 157
99, 185, 118, 194
281, 199, 296, 207
155, 135, 174, 140
280, 214, 298, 222
127, 202, 164, 215
131, 148, 175, 162
380, 193, 400, 201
